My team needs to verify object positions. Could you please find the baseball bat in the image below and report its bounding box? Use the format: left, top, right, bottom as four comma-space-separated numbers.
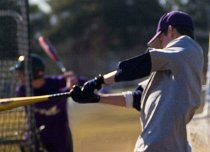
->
38, 36, 67, 73
0, 91, 72, 112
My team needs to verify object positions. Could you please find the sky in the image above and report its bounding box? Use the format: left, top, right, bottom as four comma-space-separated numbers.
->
29, 0, 51, 13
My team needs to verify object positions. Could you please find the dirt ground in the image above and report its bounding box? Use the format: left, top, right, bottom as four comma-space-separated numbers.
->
68, 99, 210, 152
68, 100, 141, 152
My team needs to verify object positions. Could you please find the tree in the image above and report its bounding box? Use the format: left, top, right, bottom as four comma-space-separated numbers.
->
48, 0, 164, 48
33, 0, 165, 75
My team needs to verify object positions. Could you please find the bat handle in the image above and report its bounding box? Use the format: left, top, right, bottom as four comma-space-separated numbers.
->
57, 61, 67, 73
48, 91, 72, 100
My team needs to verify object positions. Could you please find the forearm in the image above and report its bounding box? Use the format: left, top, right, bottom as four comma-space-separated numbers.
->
103, 71, 118, 85
99, 93, 126, 107
71, 85, 142, 111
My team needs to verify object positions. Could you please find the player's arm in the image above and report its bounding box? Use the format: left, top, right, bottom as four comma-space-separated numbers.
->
100, 87, 142, 111
63, 71, 79, 90
103, 47, 186, 83
71, 85, 142, 111
82, 51, 151, 93
102, 52, 151, 84
102, 48, 185, 85
99, 93, 126, 107
102, 71, 117, 85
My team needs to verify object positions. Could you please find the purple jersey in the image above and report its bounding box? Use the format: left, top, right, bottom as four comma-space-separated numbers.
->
16, 75, 73, 152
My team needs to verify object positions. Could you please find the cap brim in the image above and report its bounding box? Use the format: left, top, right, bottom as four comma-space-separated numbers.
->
147, 31, 162, 48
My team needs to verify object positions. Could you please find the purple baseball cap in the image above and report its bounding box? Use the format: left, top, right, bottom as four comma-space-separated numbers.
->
147, 11, 194, 48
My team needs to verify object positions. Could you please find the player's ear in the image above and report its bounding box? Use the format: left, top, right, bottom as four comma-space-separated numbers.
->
167, 25, 174, 37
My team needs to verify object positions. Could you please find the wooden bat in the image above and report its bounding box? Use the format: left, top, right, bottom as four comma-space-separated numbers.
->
0, 91, 72, 112
38, 36, 67, 73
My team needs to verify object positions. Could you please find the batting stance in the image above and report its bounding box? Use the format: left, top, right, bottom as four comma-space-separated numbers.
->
11, 54, 83, 152
71, 11, 204, 152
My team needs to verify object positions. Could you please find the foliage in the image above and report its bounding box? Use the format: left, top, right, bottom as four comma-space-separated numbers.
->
28, 0, 209, 76
46, 0, 164, 50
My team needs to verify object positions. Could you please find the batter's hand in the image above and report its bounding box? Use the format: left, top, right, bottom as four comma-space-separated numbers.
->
71, 85, 100, 103
82, 74, 104, 94
63, 71, 79, 90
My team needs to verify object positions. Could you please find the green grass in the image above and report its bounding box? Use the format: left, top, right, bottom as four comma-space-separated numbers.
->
68, 100, 141, 152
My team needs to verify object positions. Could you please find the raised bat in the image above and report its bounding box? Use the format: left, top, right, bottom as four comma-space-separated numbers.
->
38, 36, 67, 73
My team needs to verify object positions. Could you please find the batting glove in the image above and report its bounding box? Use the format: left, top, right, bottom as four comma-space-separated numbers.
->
71, 85, 100, 103
82, 74, 104, 94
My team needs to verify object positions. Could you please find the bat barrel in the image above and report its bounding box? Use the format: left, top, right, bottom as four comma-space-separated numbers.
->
0, 91, 72, 112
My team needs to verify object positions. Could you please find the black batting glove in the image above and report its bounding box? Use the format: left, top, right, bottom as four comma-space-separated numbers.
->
82, 74, 104, 94
71, 85, 83, 102
132, 85, 143, 111
71, 85, 100, 104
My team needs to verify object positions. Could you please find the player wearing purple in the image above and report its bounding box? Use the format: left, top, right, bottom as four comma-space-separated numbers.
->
71, 11, 204, 152
12, 54, 84, 152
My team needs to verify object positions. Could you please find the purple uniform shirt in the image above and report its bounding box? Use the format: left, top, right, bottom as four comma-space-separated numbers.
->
16, 75, 73, 152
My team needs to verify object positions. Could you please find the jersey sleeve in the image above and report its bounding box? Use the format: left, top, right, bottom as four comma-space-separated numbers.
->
114, 52, 151, 82
149, 48, 185, 73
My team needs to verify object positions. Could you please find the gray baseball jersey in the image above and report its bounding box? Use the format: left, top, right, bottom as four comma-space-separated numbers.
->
134, 36, 204, 152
